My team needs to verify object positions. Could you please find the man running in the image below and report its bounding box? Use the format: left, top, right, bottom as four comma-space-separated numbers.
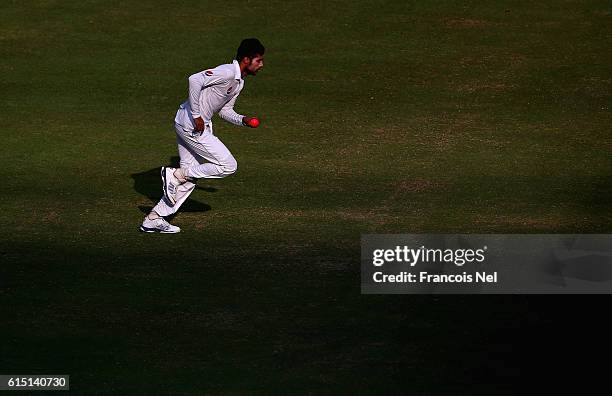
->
140, 38, 265, 233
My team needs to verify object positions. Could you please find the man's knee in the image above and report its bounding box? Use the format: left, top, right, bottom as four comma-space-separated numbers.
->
221, 156, 237, 176
180, 159, 196, 169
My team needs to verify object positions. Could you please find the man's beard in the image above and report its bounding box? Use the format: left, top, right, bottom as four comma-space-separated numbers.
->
246, 61, 259, 75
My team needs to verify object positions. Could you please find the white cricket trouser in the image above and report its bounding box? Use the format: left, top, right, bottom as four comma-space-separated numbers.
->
152, 123, 237, 217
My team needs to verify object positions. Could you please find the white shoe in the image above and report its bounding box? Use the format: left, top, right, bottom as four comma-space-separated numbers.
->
140, 216, 181, 233
161, 166, 181, 206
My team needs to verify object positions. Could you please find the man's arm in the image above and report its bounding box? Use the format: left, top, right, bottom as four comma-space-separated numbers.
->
218, 94, 246, 127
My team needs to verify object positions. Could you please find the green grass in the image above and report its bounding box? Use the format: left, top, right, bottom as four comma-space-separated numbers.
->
1, 0, 611, 393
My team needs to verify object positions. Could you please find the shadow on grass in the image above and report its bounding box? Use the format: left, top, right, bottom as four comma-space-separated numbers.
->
131, 156, 217, 214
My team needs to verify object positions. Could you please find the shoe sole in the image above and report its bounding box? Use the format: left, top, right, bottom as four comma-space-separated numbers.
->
161, 167, 176, 207
139, 225, 180, 234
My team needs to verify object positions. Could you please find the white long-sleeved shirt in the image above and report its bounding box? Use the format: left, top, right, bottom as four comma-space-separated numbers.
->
174, 60, 245, 129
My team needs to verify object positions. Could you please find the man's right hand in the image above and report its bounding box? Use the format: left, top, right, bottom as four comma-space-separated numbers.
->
194, 117, 205, 132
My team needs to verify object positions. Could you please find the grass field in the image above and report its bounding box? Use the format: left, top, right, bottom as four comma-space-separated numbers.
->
1, 0, 611, 393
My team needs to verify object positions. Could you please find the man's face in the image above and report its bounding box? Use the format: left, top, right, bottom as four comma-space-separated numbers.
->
245, 54, 264, 75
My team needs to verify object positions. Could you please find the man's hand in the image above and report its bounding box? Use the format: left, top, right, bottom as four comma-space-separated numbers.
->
242, 116, 260, 128
194, 117, 205, 132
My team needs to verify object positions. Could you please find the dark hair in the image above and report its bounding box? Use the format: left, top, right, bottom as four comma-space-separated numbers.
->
236, 38, 265, 61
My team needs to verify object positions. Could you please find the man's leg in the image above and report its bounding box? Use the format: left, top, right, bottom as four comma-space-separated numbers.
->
175, 124, 237, 179
141, 126, 201, 233
151, 138, 199, 217
142, 123, 237, 233
162, 124, 237, 206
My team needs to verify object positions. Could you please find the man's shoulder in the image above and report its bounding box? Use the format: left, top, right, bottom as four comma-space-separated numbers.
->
206, 63, 235, 80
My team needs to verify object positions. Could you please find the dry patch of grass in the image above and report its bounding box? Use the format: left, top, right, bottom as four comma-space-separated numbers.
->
442, 18, 495, 28
473, 214, 574, 231
455, 82, 516, 93
41, 211, 60, 224
393, 179, 445, 194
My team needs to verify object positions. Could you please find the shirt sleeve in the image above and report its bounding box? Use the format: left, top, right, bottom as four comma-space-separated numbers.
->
188, 69, 228, 119
218, 93, 245, 127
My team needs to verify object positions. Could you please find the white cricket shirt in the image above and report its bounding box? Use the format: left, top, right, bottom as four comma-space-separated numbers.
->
175, 60, 245, 129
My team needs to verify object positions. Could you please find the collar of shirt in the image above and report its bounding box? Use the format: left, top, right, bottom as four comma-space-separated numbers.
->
232, 60, 243, 81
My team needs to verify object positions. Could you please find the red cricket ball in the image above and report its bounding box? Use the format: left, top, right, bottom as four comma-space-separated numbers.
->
248, 117, 260, 128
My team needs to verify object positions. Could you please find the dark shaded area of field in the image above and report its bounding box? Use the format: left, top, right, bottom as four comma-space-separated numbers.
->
1, 0, 610, 393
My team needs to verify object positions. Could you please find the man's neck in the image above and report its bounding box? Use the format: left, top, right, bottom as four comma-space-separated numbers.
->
239, 63, 248, 79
